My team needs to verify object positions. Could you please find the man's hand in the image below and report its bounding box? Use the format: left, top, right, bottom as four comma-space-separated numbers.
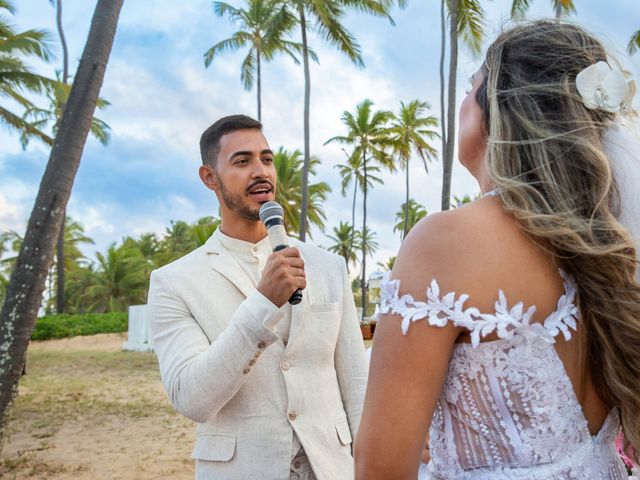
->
257, 247, 306, 308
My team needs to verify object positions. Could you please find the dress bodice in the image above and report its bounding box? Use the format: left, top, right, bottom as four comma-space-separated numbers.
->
378, 272, 629, 479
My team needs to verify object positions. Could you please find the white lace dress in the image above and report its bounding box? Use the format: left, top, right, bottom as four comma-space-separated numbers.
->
379, 271, 629, 480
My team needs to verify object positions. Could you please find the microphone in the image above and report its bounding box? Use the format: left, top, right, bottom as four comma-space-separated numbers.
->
259, 201, 303, 305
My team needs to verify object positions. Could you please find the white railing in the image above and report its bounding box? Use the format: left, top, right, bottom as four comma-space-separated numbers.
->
122, 304, 154, 352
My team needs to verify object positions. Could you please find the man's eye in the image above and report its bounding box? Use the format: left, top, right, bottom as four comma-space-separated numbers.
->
263, 157, 273, 163
235, 158, 248, 165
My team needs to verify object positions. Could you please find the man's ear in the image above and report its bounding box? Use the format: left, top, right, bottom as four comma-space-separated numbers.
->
199, 165, 218, 192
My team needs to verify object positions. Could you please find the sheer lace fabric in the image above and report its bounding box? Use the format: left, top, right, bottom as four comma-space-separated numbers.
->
379, 272, 629, 479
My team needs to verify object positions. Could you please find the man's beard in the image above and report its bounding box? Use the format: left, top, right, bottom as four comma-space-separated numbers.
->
215, 174, 261, 221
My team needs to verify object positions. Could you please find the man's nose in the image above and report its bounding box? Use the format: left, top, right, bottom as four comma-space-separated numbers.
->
251, 159, 269, 178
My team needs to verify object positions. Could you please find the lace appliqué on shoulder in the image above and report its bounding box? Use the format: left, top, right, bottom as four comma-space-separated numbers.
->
378, 271, 579, 347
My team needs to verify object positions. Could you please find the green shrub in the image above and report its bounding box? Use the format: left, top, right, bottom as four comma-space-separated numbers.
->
32, 312, 128, 341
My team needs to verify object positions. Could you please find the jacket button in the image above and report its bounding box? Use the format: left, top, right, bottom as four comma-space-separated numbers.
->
288, 411, 297, 421
249, 359, 256, 366
243, 368, 250, 374
281, 361, 290, 371
257, 342, 266, 349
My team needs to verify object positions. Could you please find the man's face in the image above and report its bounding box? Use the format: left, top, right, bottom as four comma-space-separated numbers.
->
209, 129, 276, 222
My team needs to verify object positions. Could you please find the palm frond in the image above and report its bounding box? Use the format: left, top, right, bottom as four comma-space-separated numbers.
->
628, 30, 640, 55
510, 0, 531, 17
456, 0, 485, 56
0, 104, 52, 146
203, 33, 250, 67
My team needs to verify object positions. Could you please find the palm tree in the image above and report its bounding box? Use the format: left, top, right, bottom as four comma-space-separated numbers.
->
440, 0, 486, 211
326, 99, 394, 320
21, 80, 111, 148
191, 216, 221, 246
80, 243, 150, 313
451, 192, 479, 208
285, 0, 399, 241
0, 0, 56, 145
328, 221, 359, 271
204, 0, 308, 121
0, 0, 124, 453
377, 255, 396, 271
510, 0, 576, 20
628, 30, 640, 54
394, 199, 428, 239
273, 147, 330, 238
389, 100, 438, 238
334, 148, 383, 269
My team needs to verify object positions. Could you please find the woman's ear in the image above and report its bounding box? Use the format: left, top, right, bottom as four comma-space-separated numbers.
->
199, 165, 218, 192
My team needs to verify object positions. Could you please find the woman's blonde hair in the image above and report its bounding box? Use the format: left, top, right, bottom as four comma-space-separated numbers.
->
477, 20, 640, 460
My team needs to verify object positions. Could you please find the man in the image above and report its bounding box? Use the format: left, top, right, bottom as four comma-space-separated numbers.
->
148, 115, 368, 480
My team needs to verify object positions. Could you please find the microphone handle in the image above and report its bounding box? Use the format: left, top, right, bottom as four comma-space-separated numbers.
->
274, 244, 303, 305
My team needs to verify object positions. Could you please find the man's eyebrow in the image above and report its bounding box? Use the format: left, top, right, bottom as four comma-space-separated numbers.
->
229, 149, 273, 160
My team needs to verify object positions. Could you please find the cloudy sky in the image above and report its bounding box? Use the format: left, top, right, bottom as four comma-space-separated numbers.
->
2, 0, 639, 273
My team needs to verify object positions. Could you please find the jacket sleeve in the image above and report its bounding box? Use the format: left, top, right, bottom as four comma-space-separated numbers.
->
334, 257, 369, 440
148, 269, 282, 423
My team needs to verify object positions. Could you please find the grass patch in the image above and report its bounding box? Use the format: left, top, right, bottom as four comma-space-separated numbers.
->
13, 348, 171, 434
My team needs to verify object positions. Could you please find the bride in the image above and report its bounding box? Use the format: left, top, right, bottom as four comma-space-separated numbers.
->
355, 20, 640, 479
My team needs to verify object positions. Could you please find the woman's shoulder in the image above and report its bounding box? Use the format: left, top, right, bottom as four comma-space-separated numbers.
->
400, 198, 509, 273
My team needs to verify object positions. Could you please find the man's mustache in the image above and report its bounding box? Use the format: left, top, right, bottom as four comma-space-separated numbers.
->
246, 180, 274, 194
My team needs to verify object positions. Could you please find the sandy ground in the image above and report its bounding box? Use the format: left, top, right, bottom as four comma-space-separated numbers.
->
1, 333, 196, 479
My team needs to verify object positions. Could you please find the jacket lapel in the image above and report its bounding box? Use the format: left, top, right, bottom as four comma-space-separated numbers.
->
205, 231, 255, 299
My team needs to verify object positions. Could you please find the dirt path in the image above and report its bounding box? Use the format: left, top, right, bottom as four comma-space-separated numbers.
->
1, 334, 195, 479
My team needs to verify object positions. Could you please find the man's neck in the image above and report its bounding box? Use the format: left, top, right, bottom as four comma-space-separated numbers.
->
218, 218, 268, 244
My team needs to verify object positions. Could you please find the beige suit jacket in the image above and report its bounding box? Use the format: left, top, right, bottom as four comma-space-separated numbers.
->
148, 230, 368, 479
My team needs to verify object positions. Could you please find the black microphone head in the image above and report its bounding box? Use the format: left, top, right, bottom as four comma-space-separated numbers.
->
259, 201, 284, 226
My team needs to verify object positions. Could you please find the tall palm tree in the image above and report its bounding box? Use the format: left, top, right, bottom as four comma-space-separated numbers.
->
286, 0, 399, 241
334, 148, 382, 269
21, 70, 111, 313
389, 100, 438, 238
510, 0, 576, 20
393, 199, 428, 239
204, 0, 308, 121
326, 99, 394, 320
273, 147, 330, 238
0, 0, 124, 453
0, 0, 56, 145
628, 30, 640, 54
440, 0, 485, 211
327, 221, 359, 270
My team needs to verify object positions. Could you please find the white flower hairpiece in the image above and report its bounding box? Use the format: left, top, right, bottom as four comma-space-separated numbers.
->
575, 61, 636, 114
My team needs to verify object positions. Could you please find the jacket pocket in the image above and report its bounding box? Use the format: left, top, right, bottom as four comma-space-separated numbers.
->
191, 433, 236, 461
335, 419, 353, 446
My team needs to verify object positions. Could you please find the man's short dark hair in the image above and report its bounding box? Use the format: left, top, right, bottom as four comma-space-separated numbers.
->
199, 115, 263, 167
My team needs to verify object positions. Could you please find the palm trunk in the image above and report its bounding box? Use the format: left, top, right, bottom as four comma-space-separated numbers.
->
256, 48, 262, 122
439, 0, 448, 210
0, 0, 123, 453
56, 0, 69, 315
555, 2, 562, 21
298, 5, 311, 241
403, 159, 410, 239
361, 149, 368, 322
442, 0, 458, 211
347, 181, 357, 274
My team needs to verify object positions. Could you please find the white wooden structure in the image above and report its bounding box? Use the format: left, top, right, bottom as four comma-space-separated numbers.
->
122, 304, 154, 352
